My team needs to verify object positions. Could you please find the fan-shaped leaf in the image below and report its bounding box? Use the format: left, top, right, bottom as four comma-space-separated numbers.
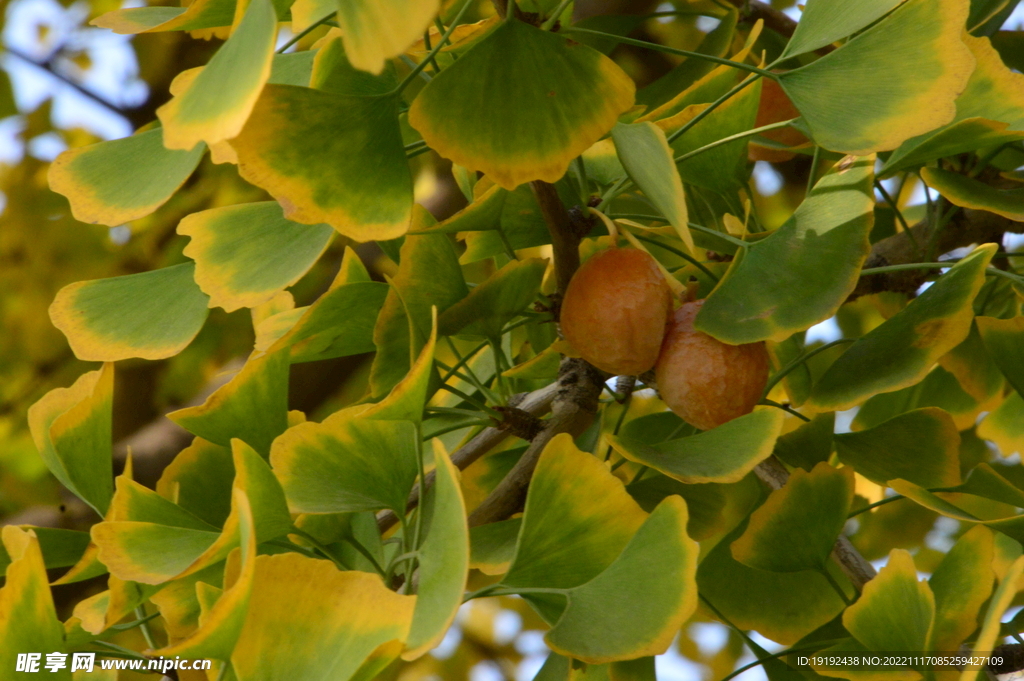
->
335, 0, 440, 74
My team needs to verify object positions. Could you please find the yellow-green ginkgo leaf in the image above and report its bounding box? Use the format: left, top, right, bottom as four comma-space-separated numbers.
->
180, 201, 333, 312
810, 244, 996, 411
156, 437, 236, 528
0, 528, 68, 677
922, 167, 1024, 221
230, 554, 416, 680
777, 0, 974, 154
503, 433, 648, 592
882, 34, 1024, 175
154, 488, 257, 659
359, 310, 437, 424
157, 0, 277, 150
231, 86, 412, 241
610, 122, 693, 253
48, 126, 205, 226
169, 348, 290, 458
607, 408, 784, 485
49, 262, 211, 362
781, 0, 905, 58
270, 413, 419, 515
835, 407, 961, 488
147, 563, 225, 646
403, 441, 469, 659
979, 391, 1024, 457
964, 555, 1024, 680
91, 0, 235, 35
335, 0, 439, 75
438, 258, 547, 339
696, 155, 875, 344
469, 518, 520, 576
928, 525, 994, 652
976, 315, 1024, 395
545, 496, 698, 664
408, 19, 635, 189
732, 463, 855, 574
27, 363, 114, 516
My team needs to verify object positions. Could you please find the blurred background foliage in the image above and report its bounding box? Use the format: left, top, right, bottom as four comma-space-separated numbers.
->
2, 0, 1024, 678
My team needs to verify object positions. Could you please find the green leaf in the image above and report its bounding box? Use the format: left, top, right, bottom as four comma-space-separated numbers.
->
976, 315, 1024, 395
778, 0, 974, 154
180, 201, 333, 312
48, 126, 206, 226
231, 86, 413, 241
607, 408, 785, 484
270, 414, 419, 515
923, 167, 1024, 221
169, 348, 290, 458
27, 363, 114, 516
636, 7, 738, 108
158, 0, 277, 149
410, 183, 506, 235
809, 244, 996, 410
882, 34, 1024, 176
229, 555, 415, 680
545, 497, 698, 664
611, 122, 693, 252
311, 35, 398, 95
370, 223, 467, 397
335, 0, 439, 74
438, 257, 547, 339
91, 0, 234, 34
654, 77, 762, 192
845, 549, 933, 652
782, 0, 905, 58
965, 555, 1024, 680
469, 518, 520, 576
358, 310, 438, 425
0, 528, 92, 575
698, 521, 847, 645
834, 408, 961, 488
156, 437, 236, 528
696, 155, 875, 344
0, 528, 69, 678
772, 412, 835, 472
732, 462, 855, 573
403, 442, 469, 659
928, 525, 995, 651
503, 434, 648, 595
979, 391, 1024, 457
409, 19, 635, 189
49, 262, 211, 362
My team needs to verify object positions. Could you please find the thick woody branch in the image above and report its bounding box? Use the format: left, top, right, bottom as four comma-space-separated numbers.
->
531, 180, 582, 295
376, 382, 559, 533
468, 357, 605, 526
754, 456, 877, 590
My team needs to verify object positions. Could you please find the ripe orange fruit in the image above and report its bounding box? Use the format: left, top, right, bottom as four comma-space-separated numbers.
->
560, 247, 673, 376
655, 300, 769, 430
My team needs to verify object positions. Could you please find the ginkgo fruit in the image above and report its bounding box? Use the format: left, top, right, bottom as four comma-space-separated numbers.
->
560, 246, 673, 376
655, 300, 769, 431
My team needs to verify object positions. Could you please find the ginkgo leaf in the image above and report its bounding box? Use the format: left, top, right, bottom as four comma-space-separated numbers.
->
409, 18, 635, 189
607, 408, 784, 484
231, 86, 412, 241
48, 126, 205, 226
928, 525, 994, 652
810, 244, 996, 411
49, 263, 210, 362
402, 441, 469, 659
91, 0, 235, 35
438, 258, 547, 339
696, 155, 875, 344
979, 391, 1024, 458
976, 315, 1024, 395
922, 167, 1024, 221
27, 363, 114, 516
782, 0, 905, 58
335, 0, 440, 75
169, 348, 290, 458
611, 122, 693, 253
0, 528, 68, 677
778, 0, 974, 154
157, 0, 277, 150
180, 201, 333, 312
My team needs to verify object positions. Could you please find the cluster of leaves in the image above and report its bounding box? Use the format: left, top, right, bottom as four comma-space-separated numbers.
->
6, 0, 1024, 679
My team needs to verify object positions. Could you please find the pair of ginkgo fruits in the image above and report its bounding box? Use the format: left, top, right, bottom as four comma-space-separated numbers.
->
561, 246, 769, 432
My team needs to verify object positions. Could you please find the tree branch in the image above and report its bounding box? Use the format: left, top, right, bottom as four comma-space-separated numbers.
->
530, 180, 582, 295
754, 456, 877, 590
376, 382, 559, 533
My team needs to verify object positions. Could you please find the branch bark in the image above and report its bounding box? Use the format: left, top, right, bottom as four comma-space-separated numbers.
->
530, 180, 581, 295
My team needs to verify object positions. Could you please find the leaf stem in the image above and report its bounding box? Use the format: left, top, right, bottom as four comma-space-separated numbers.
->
628, 232, 720, 281
563, 28, 779, 78
667, 73, 762, 144
806, 145, 821, 197
847, 494, 907, 518
762, 338, 856, 398
277, 12, 336, 54
393, 0, 475, 94
440, 384, 503, 418
820, 567, 854, 606
673, 119, 797, 165
134, 606, 158, 649
540, 0, 573, 29
760, 398, 810, 421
